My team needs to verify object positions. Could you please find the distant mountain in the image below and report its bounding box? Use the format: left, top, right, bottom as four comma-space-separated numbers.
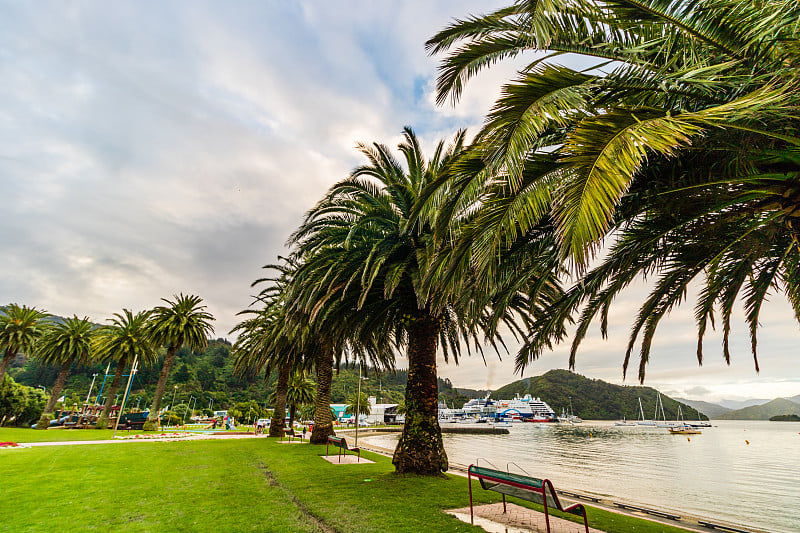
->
492, 369, 704, 421
789, 394, 800, 404
717, 398, 800, 420
674, 398, 732, 419
716, 398, 771, 410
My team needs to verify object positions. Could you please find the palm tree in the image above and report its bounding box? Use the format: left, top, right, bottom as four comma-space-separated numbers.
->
33, 317, 96, 429
288, 128, 537, 474
232, 272, 304, 439
0, 304, 47, 384
272, 372, 315, 431
248, 260, 395, 444
345, 391, 371, 423
143, 294, 214, 431
93, 310, 158, 429
427, 1, 800, 379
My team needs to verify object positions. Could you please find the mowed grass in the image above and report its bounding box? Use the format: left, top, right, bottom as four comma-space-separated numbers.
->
1, 436, 694, 532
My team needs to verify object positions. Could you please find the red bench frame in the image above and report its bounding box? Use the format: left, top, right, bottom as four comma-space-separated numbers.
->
326, 435, 360, 462
468, 465, 589, 533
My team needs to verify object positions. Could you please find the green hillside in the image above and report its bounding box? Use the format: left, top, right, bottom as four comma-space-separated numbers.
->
717, 398, 800, 420
492, 369, 705, 421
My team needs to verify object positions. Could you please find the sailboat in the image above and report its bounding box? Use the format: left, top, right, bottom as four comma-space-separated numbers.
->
654, 394, 676, 428
636, 397, 655, 426
668, 405, 702, 435
567, 398, 582, 424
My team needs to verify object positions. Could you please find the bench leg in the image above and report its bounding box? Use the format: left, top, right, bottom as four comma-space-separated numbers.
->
468, 472, 474, 525
543, 491, 550, 533
502, 493, 506, 514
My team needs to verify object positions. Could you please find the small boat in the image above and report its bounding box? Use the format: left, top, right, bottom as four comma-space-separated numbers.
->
668, 406, 702, 434
615, 418, 636, 426
669, 424, 702, 435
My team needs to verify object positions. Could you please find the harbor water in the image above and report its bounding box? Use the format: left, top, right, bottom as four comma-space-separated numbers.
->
364, 420, 800, 532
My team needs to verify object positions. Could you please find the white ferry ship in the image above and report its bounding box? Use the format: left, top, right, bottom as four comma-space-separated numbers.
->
493, 394, 556, 422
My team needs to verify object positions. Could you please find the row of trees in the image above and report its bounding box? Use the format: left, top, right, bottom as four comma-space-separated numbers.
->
0, 295, 214, 429
232, 0, 798, 476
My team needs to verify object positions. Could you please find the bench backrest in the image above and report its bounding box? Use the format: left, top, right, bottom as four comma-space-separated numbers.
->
468, 465, 560, 511
328, 436, 346, 447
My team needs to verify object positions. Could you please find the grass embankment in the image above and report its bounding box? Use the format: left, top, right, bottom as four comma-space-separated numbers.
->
1, 432, 693, 532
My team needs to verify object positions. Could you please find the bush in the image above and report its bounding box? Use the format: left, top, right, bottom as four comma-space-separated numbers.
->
0, 375, 47, 427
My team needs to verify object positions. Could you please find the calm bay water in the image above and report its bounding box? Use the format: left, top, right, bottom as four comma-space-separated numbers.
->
364, 420, 800, 532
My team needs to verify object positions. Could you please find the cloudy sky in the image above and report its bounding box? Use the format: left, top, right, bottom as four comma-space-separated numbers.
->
2, 1, 798, 403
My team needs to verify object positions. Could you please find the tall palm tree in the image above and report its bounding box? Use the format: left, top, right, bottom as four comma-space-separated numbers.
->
143, 294, 214, 431
427, 0, 800, 378
33, 316, 96, 429
248, 260, 395, 444
232, 263, 308, 439
0, 304, 47, 384
289, 128, 539, 474
233, 302, 302, 438
276, 372, 315, 431
93, 310, 158, 429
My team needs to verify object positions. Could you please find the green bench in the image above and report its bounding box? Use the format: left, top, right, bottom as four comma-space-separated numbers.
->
468, 464, 589, 533
326, 435, 360, 462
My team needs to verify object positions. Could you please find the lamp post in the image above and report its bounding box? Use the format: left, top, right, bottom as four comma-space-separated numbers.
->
171, 385, 178, 411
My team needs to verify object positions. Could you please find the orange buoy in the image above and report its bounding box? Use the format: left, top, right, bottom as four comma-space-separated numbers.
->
745, 440, 750, 445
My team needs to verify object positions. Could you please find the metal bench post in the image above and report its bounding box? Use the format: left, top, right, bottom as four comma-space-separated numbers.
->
468, 469, 474, 525
542, 484, 550, 533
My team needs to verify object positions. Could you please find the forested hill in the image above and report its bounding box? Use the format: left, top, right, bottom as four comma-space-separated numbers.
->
492, 369, 706, 421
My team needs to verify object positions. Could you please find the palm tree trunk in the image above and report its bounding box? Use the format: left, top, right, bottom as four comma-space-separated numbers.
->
392, 316, 447, 474
96, 364, 124, 429
0, 350, 16, 383
310, 342, 334, 444
269, 364, 290, 438
144, 344, 178, 430
36, 358, 73, 429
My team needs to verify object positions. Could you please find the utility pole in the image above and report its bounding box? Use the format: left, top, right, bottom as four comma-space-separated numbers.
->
355, 363, 361, 447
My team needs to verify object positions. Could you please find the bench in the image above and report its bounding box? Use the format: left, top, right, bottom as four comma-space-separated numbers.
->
697, 520, 756, 533
613, 502, 680, 520
326, 435, 360, 462
467, 465, 589, 533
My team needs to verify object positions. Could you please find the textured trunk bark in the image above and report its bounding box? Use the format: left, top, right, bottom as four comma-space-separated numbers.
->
393, 316, 447, 474
36, 358, 73, 429
268, 364, 290, 438
145, 344, 178, 430
310, 342, 334, 444
96, 364, 124, 428
0, 352, 14, 384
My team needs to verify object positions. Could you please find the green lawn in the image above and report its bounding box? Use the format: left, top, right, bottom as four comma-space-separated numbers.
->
1, 435, 693, 532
